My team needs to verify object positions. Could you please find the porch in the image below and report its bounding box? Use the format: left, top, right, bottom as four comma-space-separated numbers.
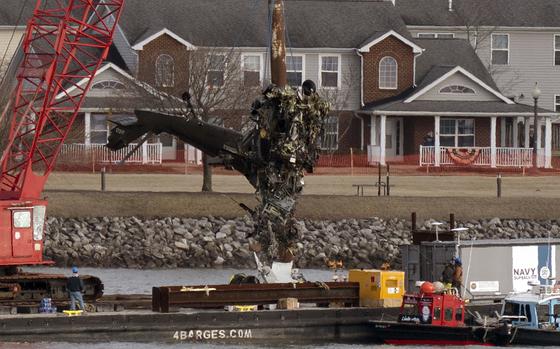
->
60, 143, 163, 164
364, 113, 559, 169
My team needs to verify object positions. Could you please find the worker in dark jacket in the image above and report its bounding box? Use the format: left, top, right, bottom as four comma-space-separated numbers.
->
441, 259, 455, 286
67, 266, 85, 311
452, 257, 463, 290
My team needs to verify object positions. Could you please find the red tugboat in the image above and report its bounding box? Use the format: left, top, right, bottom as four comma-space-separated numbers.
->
369, 281, 492, 346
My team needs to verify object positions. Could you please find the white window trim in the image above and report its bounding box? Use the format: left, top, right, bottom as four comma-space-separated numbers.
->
90, 114, 109, 145
491, 33, 510, 66
318, 54, 342, 89
91, 80, 125, 90
206, 53, 227, 88
241, 53, 264, 85
554, 34, 560, 67
417, 33, 455, 39
379, 56, 398, 90
155, 54, 175, 87
440, 118, 476, 147
439, 85, 477, 94
320, 116, 339, 151
286, 54, 305, 87
554, 95, 560, 112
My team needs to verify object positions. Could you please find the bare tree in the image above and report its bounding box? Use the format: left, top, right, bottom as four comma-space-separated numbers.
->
316, 63, 360, 154
186, 47, 261, 192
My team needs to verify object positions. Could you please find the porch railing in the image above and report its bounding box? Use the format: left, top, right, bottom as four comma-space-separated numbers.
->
420, 146, 534, 168
60, 143, 163, 164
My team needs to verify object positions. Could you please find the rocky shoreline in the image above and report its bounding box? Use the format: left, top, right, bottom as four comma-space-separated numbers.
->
45, 216, 560, 269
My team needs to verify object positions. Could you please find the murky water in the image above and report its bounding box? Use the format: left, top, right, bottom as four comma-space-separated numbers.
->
16, 267, 560, 349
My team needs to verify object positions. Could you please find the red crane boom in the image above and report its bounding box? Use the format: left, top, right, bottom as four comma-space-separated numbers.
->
0, 0, 124, 268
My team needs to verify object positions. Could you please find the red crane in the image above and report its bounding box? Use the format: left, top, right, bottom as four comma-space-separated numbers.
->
0, 0, 123, 292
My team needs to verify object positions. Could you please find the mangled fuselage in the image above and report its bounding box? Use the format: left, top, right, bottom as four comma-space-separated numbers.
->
107, 83, 329, 261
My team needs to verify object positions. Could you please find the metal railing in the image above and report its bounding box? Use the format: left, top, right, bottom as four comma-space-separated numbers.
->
60, 143, 163, 164
419, 146, 534, 168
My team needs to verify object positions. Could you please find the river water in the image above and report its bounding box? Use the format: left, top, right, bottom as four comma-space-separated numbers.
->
13, 267, 558, 349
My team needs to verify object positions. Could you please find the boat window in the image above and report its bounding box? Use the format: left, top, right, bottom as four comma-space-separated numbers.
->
455, 307, 463, 321
444, 307, 453, 321
503, 302, 520, 316
523, 304, 532, 322
402, 304, 417, 316
538, 304, 550, 323
433, 307, 441, 320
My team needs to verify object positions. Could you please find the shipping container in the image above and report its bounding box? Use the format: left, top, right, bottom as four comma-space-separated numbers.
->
400, 239, 560, 300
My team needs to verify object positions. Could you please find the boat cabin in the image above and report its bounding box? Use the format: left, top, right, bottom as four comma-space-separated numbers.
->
398, 282, 465, 327
501, 284, 560, 331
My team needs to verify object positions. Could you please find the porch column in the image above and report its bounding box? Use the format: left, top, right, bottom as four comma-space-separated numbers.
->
434, 115, 440, 167
512, 117, 519, 148
370, 115, 377, 146
142, 142, 148, 164
524, 118, 530, 148
500, 117, 506, 147
491, 116, 497, 168
380, 115, 386, 165
84, 112, 91, 145
545, 116, 552, 168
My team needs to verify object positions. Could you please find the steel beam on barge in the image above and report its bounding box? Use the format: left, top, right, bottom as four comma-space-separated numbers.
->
153, 282, 360, 313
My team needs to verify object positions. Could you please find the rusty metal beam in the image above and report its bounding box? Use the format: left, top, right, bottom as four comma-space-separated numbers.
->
270, 0, 287, 88
153, 282, 360, 313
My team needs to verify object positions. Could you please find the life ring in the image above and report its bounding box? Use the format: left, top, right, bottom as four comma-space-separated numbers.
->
447, 148, 480, 165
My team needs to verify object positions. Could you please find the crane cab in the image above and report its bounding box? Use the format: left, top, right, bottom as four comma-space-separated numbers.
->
0, 201, 50, 267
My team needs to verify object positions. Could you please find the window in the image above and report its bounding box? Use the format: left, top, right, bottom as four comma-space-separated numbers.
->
379, 56, 398, 89
287, 55, 304, 87
91, 114, 108, 144
155, 54, 175, 87
555, 95, 560, 112
320, 56, 339, 88
538, 304, 550, 323
433, 307, 441, 320
91, 80, 125, 90
207, 54, 226, 87
320, 116, 339, 150
243, 55, 261, 87
555, 35, 560, 66
444, 308, 453, 321
417, 33, 455, 39
503, 302, 521, 317
13, 211, 31, 228
455, 307, 463, 321
440, 119, 475, 147
439, 85, 476, 94
491, 34, 509, 65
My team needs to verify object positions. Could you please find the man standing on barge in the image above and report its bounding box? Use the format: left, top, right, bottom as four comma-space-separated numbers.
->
67, 266, 85, 311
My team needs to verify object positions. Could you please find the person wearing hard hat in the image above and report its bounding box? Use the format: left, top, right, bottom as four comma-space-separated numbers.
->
452, 257, 463, 291
66, 266, 85, 311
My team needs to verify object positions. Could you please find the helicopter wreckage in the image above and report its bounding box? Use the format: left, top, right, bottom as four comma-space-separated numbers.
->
107, 81, 330, 262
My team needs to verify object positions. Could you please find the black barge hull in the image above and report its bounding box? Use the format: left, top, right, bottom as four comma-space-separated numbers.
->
493, 326, 560, 346
369, 321, 494, 346
0, 308, 399, 344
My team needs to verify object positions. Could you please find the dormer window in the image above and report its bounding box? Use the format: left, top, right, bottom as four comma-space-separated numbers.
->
379, 56, 398, 90
439, 85, 475, 94
155, 54, 175, 87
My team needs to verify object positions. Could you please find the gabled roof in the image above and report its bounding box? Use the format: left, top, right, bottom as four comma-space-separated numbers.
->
395, 0, 560, 28
404, 66, 514, 104
55, 63, 132, 100
358, 30, 423, 53
118, 0, 411, 48
131, 28, 196, 51
414, 38, 498, 90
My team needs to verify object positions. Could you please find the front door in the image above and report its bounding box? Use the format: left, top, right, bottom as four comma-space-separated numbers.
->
385, 117, 404, 162
11, 209, 34, 258
159, 133, 177, 161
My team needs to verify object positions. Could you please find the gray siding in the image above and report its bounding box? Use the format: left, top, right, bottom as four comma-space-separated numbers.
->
416, 71, 499, 102
411, 28, 560, 111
